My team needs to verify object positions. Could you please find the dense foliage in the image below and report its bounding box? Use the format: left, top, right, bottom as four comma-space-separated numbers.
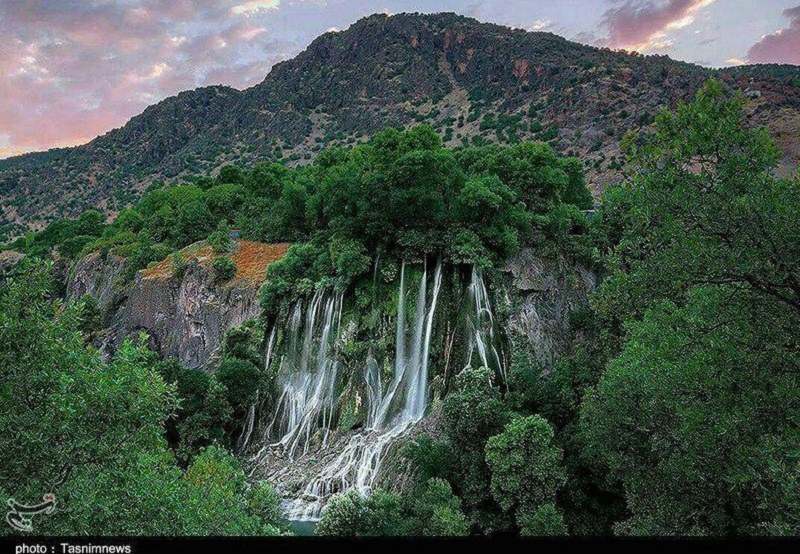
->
579, 80, 800, 536
317, 478, 468, 537
399, 80, 800, 537
0, 267, 286, 535
5, 126, 592, 313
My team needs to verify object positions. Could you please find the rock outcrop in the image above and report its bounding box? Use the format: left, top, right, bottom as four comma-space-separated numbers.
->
66, 251, 128, 315
67, 240, 289, 369
503, 248, 596, 369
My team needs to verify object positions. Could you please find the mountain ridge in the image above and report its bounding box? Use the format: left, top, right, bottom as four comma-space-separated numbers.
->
2, 11, 799, 237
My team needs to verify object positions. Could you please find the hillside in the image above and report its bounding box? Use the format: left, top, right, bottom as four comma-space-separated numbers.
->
2, 11, 799, 236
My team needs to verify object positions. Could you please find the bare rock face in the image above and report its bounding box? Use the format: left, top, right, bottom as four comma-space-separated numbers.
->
66, 251, 128, 314
66, 240, 288, 369
109, 259, 261, 369
503, 248, 596, 369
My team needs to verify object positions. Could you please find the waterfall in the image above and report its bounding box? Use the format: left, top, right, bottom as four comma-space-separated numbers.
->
464, 267, 506, 382
281, 260, 443, 521
249, 261, 505, 522
250, 289, 343, 465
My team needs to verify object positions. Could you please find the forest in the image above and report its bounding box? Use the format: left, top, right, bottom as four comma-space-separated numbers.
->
1, 80, 798, 537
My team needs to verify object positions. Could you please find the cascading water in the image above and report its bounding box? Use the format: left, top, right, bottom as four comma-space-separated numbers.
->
248, 261, 502, 523
464, 267, 506, 382
281, 261, 443, 521
250, 289, 343, 465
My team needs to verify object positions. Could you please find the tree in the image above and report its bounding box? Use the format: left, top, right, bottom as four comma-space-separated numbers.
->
156, 358, 232, 462
580, 288, 800, 536
317, 489, 403, 536
316, 481, 469, 537
216, 357, 261, 429
485, 415, 567, 535
216, 165, 244, 186
580, 80, 800, 536
208, 220, 234, 254
403, 478, 469, 536
0, 265, 281, 536
596, 79, 800, 326
440, 368, 511, 533
212, 255, 237, 282
205, 184, 246, 222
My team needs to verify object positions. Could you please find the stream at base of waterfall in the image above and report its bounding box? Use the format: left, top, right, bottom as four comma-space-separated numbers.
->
246, 263, 503, 522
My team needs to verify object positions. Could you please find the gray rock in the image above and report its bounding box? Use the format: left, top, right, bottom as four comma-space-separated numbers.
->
108, 259, 262, 369
66, 251, 128, 314
66, 245, 264, 369
503, 248, 596, 369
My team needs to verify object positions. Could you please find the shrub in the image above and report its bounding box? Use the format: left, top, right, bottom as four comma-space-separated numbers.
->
212, 255, 236, 282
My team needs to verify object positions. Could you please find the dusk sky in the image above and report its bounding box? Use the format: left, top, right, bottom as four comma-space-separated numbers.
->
2, 0, 799, 159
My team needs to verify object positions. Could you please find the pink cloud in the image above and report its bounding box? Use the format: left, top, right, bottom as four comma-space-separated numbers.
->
602, 0, 715, 51
0, 0, 297, 157
746, 5, 800, 65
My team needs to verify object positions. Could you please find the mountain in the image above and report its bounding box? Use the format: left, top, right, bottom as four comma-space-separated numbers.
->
2, 12, 799, 236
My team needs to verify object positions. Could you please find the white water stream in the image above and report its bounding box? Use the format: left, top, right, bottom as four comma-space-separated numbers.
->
249, 262, 501, 522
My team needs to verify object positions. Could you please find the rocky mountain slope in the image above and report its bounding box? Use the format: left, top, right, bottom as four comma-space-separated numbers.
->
3, 12, 799, 235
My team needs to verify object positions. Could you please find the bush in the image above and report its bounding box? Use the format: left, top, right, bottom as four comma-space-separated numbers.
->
485, 415, 567, 535
216, 358, 261, 418
212, 256, 236, 282
208, 221, 233, 254
171, 252, 188, 280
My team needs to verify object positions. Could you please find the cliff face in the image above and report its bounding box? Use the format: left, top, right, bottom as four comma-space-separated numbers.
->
503, 248, 596, 369
67, 240, 289, 369
66, 251, 128, 315
109, 259, 262, 368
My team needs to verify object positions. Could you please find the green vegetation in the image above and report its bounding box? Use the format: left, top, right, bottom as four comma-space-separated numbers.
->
0, 266, 285, 535
5, 126, 592, 302
579, 80, 800, 536
317, 478, 468, 537
397, 80, 800, 537
212, 255, 237, 282
3, 80, 798, 537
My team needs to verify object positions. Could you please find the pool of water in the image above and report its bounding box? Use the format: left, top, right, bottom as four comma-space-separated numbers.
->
288, 519, 318, 536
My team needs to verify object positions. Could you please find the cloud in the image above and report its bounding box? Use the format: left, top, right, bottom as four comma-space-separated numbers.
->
0, 0, 299, 157
529, 19, 552, 31
231, 0, 281, 15
745, 5, 800, 65
601, 0, 716, 52
725, 57, 747, 66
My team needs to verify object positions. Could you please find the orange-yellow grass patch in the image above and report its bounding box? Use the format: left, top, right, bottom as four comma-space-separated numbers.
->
142, 240, 290, 285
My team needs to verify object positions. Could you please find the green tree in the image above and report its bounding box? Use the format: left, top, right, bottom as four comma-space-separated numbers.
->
0, 265, 282, 536
440, 367, 511, 533
485, 415, 567, 535
217, 165, 245, 186
580, 80, 800, 536
208, 220, 234, 254
216, 357, 261, 430
580, 288, 800, 536
212, 255, 237, 282
156, 358, 232, 462
317, 489, 403, 536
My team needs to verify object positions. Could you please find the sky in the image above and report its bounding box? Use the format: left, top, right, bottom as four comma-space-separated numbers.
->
1, 0, 799, 159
